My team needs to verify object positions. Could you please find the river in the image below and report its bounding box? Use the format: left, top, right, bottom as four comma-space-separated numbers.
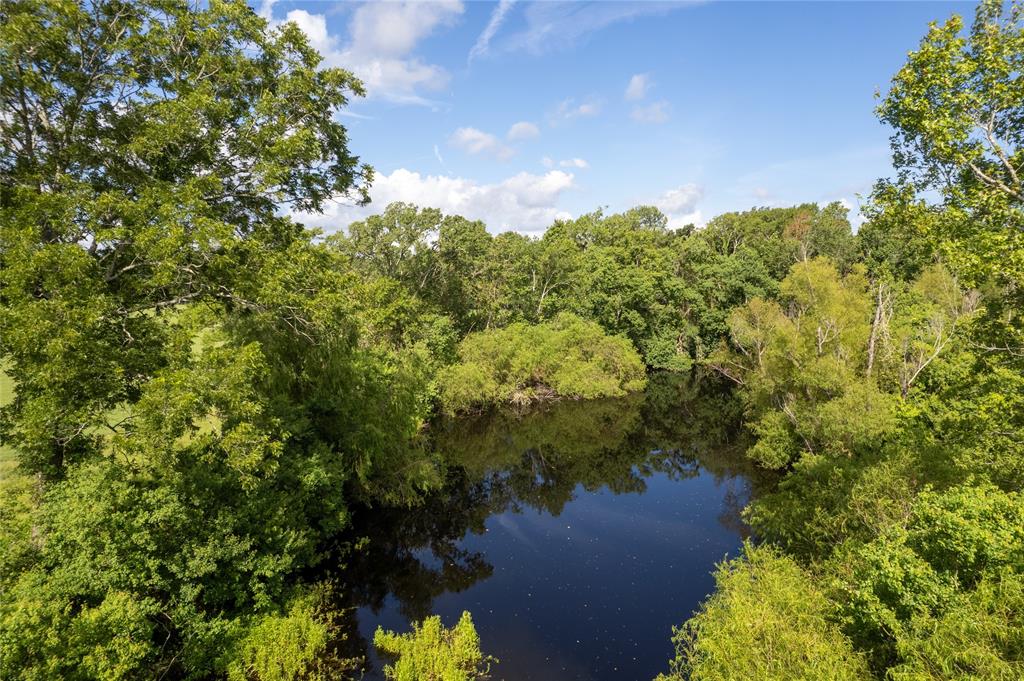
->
336, 374, 769, 680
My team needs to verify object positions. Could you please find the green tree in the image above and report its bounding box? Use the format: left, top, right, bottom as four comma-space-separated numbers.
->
0, 2, 444, 678
657, 543, 870, 681
0, 0, 370, 477
712, 258, 972, 468
334, 203, 442, 294
878, 0, 1024, 285
437, 313, 647, 413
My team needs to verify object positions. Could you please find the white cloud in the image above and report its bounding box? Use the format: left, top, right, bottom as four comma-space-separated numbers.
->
541, 156, 555, 168
433, 144, 447, 168
449, 127, 515, 160
348, 1, 461, 56
496, 2, 690, 55
654, 183, 705, 227
291, 168, 576, 233
625, 73, 651, 101
269, 2, 463, 105
631, 100, 670, 124
551, 97, 602, 124
507, 121, 540, 141
469, 0, 517, 61
656, 183, 703, 213
752, 187, 772, 201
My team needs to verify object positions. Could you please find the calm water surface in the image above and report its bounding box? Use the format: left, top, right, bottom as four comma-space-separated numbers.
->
338, 375, 766, 680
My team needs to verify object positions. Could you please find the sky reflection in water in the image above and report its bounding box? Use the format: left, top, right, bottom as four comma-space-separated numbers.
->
342, 374, 766, 680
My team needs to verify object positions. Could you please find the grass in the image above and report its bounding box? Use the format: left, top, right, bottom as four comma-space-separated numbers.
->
0, 364, 16, 481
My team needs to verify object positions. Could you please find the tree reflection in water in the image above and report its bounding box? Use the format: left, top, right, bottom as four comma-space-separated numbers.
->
332, 373, 772, 676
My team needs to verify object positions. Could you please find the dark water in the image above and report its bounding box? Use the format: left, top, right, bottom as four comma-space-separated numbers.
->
338, 374, 767, 680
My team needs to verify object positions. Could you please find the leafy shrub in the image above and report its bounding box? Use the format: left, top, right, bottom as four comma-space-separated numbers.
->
223, 586, 338, 681
373, 611, 495, 681
657, 543, 870, 681
889, 569, 1024, 681
830, 484, 1024, 668
437, 313, 646, 412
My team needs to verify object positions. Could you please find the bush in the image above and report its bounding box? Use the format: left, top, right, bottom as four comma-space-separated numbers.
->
889, 569, 1024, 681
223, 587, 335, 681
374, 611, 495, 681
437, 313, 646, 412
657, 543, 869, 681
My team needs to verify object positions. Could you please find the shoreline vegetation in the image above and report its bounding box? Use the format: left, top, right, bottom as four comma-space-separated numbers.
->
1, 0, 1022, 679
437, 313, 648, 413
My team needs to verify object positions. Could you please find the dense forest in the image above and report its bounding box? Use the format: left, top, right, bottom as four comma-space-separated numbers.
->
1, 0, 1022, 679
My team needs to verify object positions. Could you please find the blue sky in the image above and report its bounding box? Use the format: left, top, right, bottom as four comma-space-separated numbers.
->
257, 1, 970, 234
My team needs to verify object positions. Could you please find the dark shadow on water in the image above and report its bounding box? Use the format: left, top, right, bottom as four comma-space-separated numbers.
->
329, 372, 773, 680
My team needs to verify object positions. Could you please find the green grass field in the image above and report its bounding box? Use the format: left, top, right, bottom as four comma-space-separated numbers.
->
0, 365, 17, 481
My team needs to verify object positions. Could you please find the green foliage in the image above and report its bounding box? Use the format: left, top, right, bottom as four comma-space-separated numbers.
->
713, 258, 972, 468
747, 410, 801, 469
684, 8, 1024, 674
889, 569, 1024, 681
0, 0, 370, 478
437, 313, 647, 412
374, 611, 495, 681
700, 202, 857, 277
878, 0, 1024, 286
1, 0, 1021, 679
331, 201, 818, 371
223, 586, 350, 681
0, 2, 436, 678
858, 187, 938, 280
828, 484, 1024, 669
657, 543, 870, 681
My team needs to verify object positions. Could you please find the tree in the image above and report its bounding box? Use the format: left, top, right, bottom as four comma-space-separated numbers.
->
0, 2, 444, 678
829, 484, 1024, 669
657, 543, 870, 681
437, 313, 647, 413
878, 0, 1024, 285
335, 203, 442, 293
712, 258, 973, 468
0, 0, 371, 477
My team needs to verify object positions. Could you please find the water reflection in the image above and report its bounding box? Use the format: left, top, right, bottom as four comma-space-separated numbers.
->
336, 373, 769, 680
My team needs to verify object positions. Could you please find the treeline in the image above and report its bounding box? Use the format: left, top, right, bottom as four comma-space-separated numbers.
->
333, 200, 857, 372
325, 199, 865, 411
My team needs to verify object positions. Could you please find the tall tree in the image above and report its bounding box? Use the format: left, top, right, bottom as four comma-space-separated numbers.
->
878, 0, 1024, 285
0, 0, 371, 476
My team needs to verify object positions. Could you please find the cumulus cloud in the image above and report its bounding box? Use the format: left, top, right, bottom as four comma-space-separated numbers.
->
654, 183, 705, 228
264, 1, 463, 105
656, 183, 703, 213
449, 127, 515, 160
507, 121, 540, 141
469, 0, 517, 61
625, 73, 651, 101
631, 100, 670, 124
291, 169, 576, 233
